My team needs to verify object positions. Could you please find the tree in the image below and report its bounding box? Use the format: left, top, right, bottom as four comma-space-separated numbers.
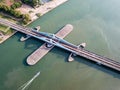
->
21, 0, 39, 7
14, 10, 22, 18
1, 4, 10, 12
32, 0, 39, 7
0, 3, 31, 24
22, 14, 31, 24
11, 1, 22, 9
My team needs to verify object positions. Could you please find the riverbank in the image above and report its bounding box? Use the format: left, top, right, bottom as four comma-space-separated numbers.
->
17, 0, 68, 21
0, 31, 17, 44
0, 21, 17, 44
0, 0, 68, 44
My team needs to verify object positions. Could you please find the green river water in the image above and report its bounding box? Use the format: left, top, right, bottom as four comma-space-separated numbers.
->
0, 0, 120, 90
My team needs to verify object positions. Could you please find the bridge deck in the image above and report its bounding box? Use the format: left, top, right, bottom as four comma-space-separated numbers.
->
27, 24, 73, 65
0, 18, 120, 72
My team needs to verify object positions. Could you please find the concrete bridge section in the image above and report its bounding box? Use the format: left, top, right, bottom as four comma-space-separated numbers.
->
27, 24, 73, 65
0, 18, 120, 72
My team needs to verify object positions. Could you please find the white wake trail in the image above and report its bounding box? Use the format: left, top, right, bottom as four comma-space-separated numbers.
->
18, 71, 40, 90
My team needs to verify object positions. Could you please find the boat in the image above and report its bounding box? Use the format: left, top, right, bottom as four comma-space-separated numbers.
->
17, 71, 40, 90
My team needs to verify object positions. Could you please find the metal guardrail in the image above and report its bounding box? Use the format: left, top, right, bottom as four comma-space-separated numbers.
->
0, 18, 120, 72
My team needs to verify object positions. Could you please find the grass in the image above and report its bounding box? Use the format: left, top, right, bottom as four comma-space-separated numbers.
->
0, 13, 17, 35
6, 29, 14, 35
0, 37, 2, 41
0, 24, 14, 35
0, 14, 2, 18
0, 0, 5, 3
0, 13, 17, 22
0, 24, 7, 31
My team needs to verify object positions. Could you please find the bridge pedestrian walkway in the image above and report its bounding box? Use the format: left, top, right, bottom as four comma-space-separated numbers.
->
0, 18, 120, 72
27, 24, 73, 65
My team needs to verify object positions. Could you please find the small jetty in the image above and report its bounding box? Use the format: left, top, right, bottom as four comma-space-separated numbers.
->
20, 35, 31, 41
20, 26, 40, 42
80, 43, 86, 48
77, 43, 86, 48
68, 43, 86, 61
27, 24, 73, 65
68, 53, 74, 62
33, 26, 40, 31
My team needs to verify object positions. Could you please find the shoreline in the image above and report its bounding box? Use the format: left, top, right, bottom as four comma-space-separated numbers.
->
17, 0, 68, 22
31, 0, 68, 21
0, 31, 17, 44
0, 0, 68, 44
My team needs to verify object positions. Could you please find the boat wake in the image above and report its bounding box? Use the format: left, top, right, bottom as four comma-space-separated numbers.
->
17, 71, 40, 90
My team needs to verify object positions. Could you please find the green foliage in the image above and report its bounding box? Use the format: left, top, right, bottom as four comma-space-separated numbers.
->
0, 23, 15, 35
21, 0, 39, 7
14, 10, 22, 17
29, 10, 33, 13
32, 0, 38, 6
0, 0, 5, 3
22, 14, 31, 24
0, 24, 7, 31
0, 4, 31, 24
0, 4, 11, 12
36, 13, 41, 17
11, 1, 22, 9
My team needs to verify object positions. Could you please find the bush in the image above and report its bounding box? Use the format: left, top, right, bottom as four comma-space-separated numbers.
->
29, 10, 33, 13
0, 4, 31, 24
21, 0, 39, 7
11, 1, 22, 9
14, 10, 22, 18
0, 4, 11, 12
22, 14, 31, 24
36, 13, 41, 17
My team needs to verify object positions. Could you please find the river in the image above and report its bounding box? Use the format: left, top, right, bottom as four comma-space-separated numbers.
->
0, 0, 120, 90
